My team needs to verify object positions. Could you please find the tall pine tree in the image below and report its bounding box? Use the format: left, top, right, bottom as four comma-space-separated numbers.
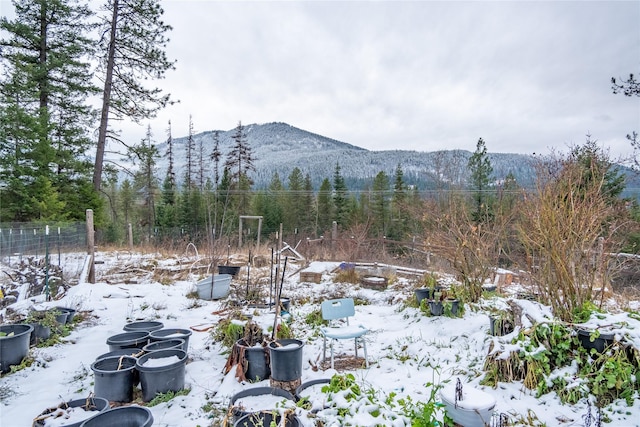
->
93, 0, 175, 192
0, 0, 98, 221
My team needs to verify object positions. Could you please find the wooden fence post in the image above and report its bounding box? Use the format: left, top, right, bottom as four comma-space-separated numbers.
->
86, 209, 95, 283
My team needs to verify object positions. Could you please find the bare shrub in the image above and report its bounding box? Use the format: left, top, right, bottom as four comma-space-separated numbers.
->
428, 193, 501, 303
516, 149, 626, 321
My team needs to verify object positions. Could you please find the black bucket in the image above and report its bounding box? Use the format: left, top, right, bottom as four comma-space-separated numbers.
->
0, 324, 33, 373
79, 406, 154, 427
106, 331, 149, 352
576, 328, 615, 353
96, 348, 144, 361
236, 339, 270, 382
29, 323, 52, 346
268, 339, 304, 382
414, 288, 431, 305
228, 387, 294, 423
54, 307, 77, 324
91, 355, 137, 403
149, 328, 192, 352
234, 411, 301, 427
123, 321, 164, 333
136, 348, 187, 402
143, 338, 184, 353
218, 264, 241, 277
33, 396, 110, 427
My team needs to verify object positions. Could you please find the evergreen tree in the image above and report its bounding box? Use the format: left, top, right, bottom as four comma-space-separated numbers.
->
224, 120, 255, 215
389, 165, 409, 241
0, 0, 98, 221
467, 137, 494, 223
371, 171, 391, 236
156, 121, 177, 236
302, 173, 315, 234
332, 163, 348, 228
129, 125, 159, 241
285, 167, 305, 234
185, 115, 195, 190
93, 0, 175, 192
317, 178, 333, 235
225, 120, 255, 184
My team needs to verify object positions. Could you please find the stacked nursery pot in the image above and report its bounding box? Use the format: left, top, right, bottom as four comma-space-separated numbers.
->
149, 328, 192, 352
268, 339, 304, 394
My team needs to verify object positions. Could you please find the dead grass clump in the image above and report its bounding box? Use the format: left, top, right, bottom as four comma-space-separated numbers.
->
334, 267, 360, 284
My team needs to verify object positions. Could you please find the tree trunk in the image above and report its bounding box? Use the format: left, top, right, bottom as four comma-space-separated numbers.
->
93, 0, 119, 193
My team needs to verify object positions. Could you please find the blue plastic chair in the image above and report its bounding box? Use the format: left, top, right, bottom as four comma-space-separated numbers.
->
320, 298, 369, 369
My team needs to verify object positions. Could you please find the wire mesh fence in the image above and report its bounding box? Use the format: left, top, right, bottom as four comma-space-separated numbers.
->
0, 222, 87, 269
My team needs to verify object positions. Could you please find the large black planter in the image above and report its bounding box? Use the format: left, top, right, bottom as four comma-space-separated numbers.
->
123, 321, 164, 333
29, 323, 52, 346
91, 355, 137, 403
428, 301, 444, 316
79, 406, 153, 427
576, 328, 616, 354
54, 307, 76, 324
96, 348, 143, 361
143, 338, 184, 353
234, 411, 301, 427
149, 328, 192, 352
236, 339, 270, 382
33, 396, 110, 427
136, 348, 187, 402
218, 264, 241, 277
228, 387, 294, 423
268, 339, 304, 382
106, 331, 149, 352
0, 324, 33, 373
295, 378, 331, 413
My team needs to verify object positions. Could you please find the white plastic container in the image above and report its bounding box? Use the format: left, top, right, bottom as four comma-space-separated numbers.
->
440, 381, 496, 427
195, 274, 232, 300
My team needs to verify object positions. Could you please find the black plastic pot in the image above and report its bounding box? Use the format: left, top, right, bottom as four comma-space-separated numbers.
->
414, 288, 432, 306
143, 338, 184, 353
234, 411, 301, 427
228, 387, 294, 423
444, 299, 460, 317
236, 339, 270, 382
79, 406, 154, 427
576, 328, 616, 353
106, 331, 149, 352
96, 348, 143, 361
279, 298, 291, 312
33, 396, 110, 427
429, 301, 444, 316
149, 328, 192, 352
268, 339, 304, 382
51, 309, 69, 325
218, 264, 241, 277
123, 321, 164, 333
136, 348, 187, 402
91, 355, 137, 403
295, 378, 331, 412
29, 323, 52, 345
55, 307, 76, 324
0, 324, 33, 373
489, 316, 514, 336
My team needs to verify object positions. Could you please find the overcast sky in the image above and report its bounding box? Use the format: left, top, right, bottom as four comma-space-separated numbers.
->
2, 0, 639, 158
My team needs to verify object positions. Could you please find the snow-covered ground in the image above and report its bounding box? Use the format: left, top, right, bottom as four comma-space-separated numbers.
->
0, 251, 638, 427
